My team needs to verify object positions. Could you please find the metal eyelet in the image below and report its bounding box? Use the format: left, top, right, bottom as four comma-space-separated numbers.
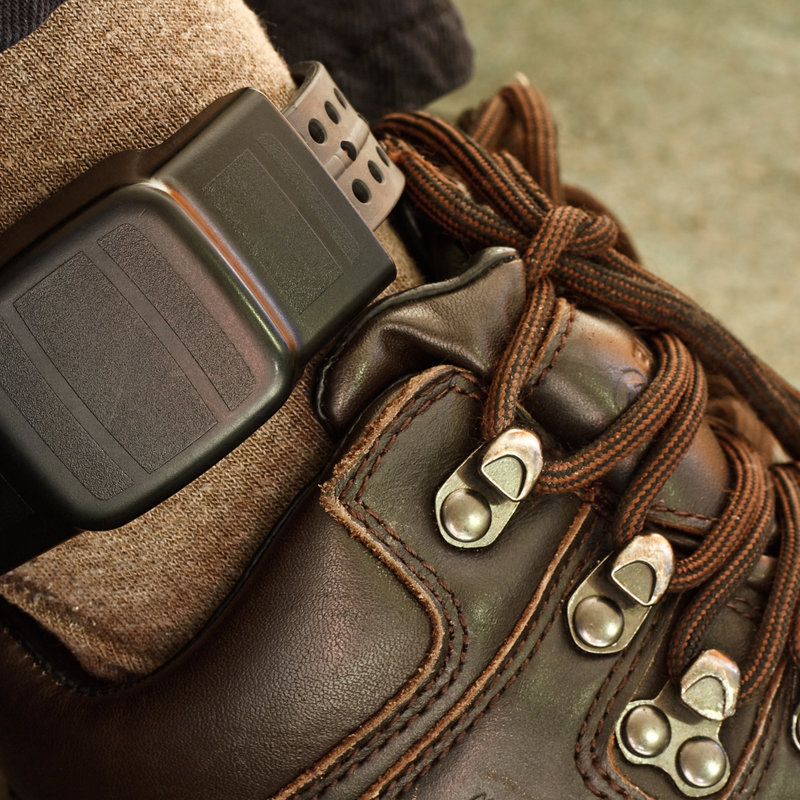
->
680, 649, 740, 722
435, 427, 543, 549
567, 532, 674, 654
617, 650, 739, 797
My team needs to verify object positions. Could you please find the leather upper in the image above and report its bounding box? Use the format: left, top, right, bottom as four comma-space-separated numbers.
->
0, 248, 796, 800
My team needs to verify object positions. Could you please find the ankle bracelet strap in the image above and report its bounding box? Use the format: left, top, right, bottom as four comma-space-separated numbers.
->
284, 61, 404, 230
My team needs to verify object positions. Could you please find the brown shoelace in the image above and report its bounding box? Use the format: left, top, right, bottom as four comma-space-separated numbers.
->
375, 82, 800, 705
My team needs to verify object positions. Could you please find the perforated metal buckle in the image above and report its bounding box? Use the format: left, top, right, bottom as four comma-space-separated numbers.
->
0, 63, 402, 569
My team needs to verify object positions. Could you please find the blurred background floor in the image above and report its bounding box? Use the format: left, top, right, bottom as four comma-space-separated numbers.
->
433, 0, 800, 388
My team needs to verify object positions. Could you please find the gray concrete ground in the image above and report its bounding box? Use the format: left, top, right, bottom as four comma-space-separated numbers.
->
435, 0, 800, 388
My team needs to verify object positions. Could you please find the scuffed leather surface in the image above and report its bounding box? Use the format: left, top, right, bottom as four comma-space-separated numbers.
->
1, 244, 798, 798
313, 367, 589, 799
316, 365, 792, 799
314, 365, 792, 799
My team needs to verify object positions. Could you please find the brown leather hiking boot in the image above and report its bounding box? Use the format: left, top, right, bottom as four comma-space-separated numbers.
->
2, 6, 800, 800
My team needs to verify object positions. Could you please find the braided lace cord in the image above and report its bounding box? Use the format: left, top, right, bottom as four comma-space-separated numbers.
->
375, 83, 800, 705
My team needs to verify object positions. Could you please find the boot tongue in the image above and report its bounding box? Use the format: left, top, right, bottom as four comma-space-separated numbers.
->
317, 247, 527, 433
317, 245, 651, 441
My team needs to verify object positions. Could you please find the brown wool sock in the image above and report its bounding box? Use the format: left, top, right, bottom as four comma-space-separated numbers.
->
0, 0, 422, 681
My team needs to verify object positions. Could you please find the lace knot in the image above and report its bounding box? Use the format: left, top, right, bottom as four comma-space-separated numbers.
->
522, 205, 617, 286
568, 211, 618, 258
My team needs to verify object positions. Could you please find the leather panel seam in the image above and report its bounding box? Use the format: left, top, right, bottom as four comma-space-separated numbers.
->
391, 516, 599, 798
575, 594, 673, 800
371, 490, 597, 797
309, 503, 470, 798
582, 611, 667, 800
746, 671, 788, 799
528, 299, 575, 393
649, 503, 718, 523
311, 372, 479, 796
725, 661, 788, 799
274, 367, 472, 799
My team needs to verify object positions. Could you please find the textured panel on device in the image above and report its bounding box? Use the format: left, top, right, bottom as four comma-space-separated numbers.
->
0, 320, 132, 500
99, 223, 255, 411
15, 251, 215, 473
202, 148, 343, 315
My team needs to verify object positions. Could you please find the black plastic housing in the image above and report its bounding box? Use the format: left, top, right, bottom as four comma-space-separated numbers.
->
0, 88, 394, 547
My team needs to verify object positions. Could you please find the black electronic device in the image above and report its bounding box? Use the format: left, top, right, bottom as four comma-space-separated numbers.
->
0, 63, 403, 570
